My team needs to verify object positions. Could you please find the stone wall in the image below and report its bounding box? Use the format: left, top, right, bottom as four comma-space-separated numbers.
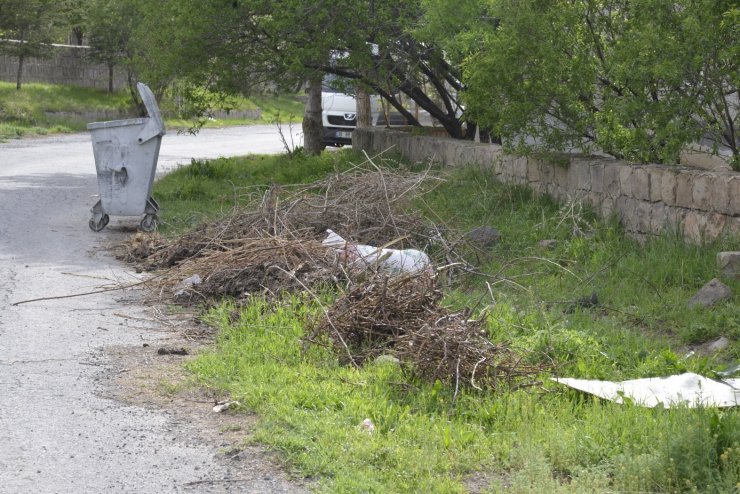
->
353, 128, 739, 242
0, 43, 128, 90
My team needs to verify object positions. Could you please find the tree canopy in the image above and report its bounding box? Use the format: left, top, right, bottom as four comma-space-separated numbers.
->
1, 0, 735, 166
459, 0, 738, 168
137, 0, 474, 139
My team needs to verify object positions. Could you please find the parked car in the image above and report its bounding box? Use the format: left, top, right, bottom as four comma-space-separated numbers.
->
321, 88, 358, 147
321, 76, 418, 147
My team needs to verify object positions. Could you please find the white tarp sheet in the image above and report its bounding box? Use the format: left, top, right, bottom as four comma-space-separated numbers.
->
322, 229, 432, 274
554, 372, 740, 408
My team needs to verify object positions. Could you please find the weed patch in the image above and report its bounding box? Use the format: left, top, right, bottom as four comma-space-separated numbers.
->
148, 151, 739, 492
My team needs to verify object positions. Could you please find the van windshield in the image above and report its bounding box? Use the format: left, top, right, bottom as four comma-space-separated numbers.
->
322, 74, 354, 95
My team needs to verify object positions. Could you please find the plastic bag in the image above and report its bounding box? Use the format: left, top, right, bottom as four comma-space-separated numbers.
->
322, 229, 432, 274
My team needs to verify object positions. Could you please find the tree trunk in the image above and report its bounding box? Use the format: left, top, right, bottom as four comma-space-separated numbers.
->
303, 76, 324, 155
72, 27, 84, 46
16, 54, 25, 90
108, 64, 114, 93
356, 85, 372, 128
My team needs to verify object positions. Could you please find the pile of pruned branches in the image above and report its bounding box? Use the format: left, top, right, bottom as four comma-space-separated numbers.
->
310, 272, 544, 391
122, 158, 543, 392
126, 163, 441, 271
150, 234, 344, 302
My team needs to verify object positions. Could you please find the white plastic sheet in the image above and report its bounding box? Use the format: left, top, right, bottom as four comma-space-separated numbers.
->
554, 372, 740, 408
322, 229, 432, 274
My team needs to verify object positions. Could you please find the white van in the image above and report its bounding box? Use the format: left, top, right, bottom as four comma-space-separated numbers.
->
321, 87, 358, 147
321, 77, 415, 147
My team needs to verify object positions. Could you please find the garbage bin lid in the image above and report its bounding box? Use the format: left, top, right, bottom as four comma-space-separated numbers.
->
135, 82, 166, 143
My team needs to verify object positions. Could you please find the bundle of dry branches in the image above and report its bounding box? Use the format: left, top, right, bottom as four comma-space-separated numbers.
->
395, 317, 541, 391
127, 163, 440, 270
316, 273, 442, 358
312, 272, 543, 390
153, 234, 344, 301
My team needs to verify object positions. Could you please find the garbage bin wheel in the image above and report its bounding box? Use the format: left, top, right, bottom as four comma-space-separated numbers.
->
89, 214, 109, 232
140, 214, 158, 232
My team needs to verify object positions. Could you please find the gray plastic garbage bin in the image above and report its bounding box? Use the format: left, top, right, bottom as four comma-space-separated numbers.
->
88, 82, 166, 232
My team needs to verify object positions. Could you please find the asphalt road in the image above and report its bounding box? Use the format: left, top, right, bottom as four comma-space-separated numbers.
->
0, 126, 304, 493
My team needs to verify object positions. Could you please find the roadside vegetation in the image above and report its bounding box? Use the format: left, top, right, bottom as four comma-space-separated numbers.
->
150, 150, 739, 493
0, 81, 130, 139
0, 81, 303, 141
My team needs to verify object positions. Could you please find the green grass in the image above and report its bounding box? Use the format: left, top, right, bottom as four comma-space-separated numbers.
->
0, 81, 304, 140
153, 152, 740, 493
249, 93, 305, 123
0, 81, 131, 139
164, 93, 304, 129
153, 150, 363, 234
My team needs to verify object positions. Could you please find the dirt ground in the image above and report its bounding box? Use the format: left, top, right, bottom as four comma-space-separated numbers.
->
101, 324, 311, 493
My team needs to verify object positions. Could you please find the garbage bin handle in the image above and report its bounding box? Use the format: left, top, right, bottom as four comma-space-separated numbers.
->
137, 118, 165, 144
135, 82, 166, 144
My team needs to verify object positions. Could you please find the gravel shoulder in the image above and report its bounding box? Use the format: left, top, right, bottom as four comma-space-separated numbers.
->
101, 332, 309, 493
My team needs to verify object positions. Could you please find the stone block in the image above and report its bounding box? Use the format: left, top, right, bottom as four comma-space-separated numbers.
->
666, 206, 686, 233
473, 144, 493, 166
709, 173, 731, 214
631, 167, 651, 201
717, 252, 740, 280
681, 210, 707, 244
444, 141, 459, 166
601, 196, 617, 218
730, 176, 740, 215
688, 278, 732, 308
575, 160, 592, 191
586, 192, 601, 210
691, 173, 712, 211
591, 163, 604, 194
499, 156, 514, 180
526, 158, 541, 182
538, 160, 554, 186
423, 139, 438, 162
675, 171, 695, 208
531, 181, 545, 195
649, 202, 667, 233
477, 146, 493, 168
616, 196, 637, 227
619, 166, 634, 197
647, 167, 664, 202
660, 169, 678, 205
491, 157, 504, 177
556, 185, 568, 201
603, 164, 621, 198
554, 165, 569, 188
724, 216, 740, 238
705, 213, 727, 241
635, 200, 652, 233
513, 156, 528, 179
458, 145, 476, 167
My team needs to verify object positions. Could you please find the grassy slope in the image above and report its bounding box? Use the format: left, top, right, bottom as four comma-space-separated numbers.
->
153, 151, 740, 493
0, 81, 131, 139
0, 81, 304, 140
